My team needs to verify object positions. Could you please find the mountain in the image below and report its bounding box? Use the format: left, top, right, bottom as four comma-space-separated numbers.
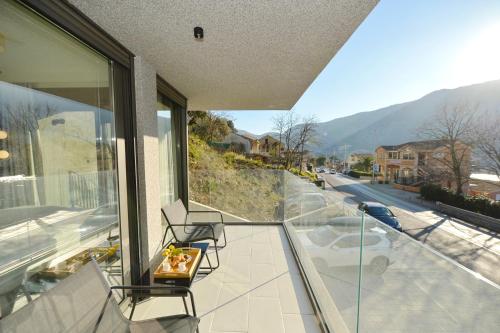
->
313, 79, 500, 155
237, 80, 500, 157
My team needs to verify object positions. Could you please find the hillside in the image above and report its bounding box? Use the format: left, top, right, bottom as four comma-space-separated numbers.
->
188, 135, 283, 221
316, 79, 500, 154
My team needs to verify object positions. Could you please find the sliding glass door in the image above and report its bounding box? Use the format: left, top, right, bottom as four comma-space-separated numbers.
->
157, 95, 178, 207
0, 0, 123, 317
156, 91, 181, 253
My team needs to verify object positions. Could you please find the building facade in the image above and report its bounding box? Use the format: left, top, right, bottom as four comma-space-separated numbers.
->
375, 140, 472, 190
258, 134, 283, 157
222, 132, 260, 154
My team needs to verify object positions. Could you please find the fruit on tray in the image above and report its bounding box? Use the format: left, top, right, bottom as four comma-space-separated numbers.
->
162, 244, 185, 267
161, 245, 193, 268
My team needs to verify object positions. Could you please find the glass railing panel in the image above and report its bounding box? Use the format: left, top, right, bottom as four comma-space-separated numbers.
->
188, 167, 500, 331
357, 213, 500, 333
282, 171, 500, 333
0, 174, 121, 316
283, 171, 365, 332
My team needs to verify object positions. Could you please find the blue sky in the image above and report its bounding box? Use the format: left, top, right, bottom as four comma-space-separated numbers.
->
220, 0, 500, 135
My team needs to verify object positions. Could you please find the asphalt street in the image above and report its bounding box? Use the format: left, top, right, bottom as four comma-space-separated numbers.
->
322, 173, 500, 285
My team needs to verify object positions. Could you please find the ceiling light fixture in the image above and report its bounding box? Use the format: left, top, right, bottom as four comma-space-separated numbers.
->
194, 27, 204, 40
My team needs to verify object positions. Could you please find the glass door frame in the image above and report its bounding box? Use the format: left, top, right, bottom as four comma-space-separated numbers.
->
157, 75, 188, 207
17, 0, 141, 285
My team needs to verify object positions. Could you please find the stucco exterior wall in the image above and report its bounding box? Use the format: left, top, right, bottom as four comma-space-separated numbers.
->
133, 56, 162, 274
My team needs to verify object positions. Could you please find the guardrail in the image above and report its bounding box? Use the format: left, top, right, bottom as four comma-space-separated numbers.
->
436, 201, 500, 233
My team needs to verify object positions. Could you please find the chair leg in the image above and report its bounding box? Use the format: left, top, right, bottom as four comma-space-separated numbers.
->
219, 229, 227, 248
21, 285, 32, 302
212, 239, 221, 269
200, 245, 215, 272
209, 229, 227, 249
182, 297, 189, 315
206, 253, 214, 271
129, 297, 137, 320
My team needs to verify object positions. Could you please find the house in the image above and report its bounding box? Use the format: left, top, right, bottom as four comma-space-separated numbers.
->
258, 134, 283, 157
375, 140, 472, 191
222, 131, 260, 154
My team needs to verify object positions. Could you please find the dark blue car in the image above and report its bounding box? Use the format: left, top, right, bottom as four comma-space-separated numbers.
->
358, 201, 402, 232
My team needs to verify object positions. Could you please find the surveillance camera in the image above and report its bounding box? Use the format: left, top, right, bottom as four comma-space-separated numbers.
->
194, 27, 204, 40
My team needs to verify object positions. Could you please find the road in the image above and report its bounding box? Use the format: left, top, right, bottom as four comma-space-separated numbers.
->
322, 173, 500, 285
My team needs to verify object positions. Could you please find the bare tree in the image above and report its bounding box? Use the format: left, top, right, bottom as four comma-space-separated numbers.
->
279, 112, 297, 169
419, 104, 476, 195
296, 115, 317, 172
474, 112, 500, 177
272, 113, 287, 163
273, 112, 317, 170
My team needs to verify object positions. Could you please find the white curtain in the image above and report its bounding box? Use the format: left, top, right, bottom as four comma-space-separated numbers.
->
157, 110, 177, 207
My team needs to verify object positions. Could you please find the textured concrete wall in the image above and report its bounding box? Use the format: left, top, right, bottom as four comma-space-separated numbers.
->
133, 56, 163, 274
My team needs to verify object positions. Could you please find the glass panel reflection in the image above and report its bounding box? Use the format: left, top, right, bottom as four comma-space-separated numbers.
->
0, 0, 121, 317
157, 98, 178, 207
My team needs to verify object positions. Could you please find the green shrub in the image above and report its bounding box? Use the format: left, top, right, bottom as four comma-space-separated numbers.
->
223, 152, 238, 165
420, 183, 500, 218
235, 156, 264, 168
351, 169, 381, 177
288, 167, 316, 182
348, 170, 360, 178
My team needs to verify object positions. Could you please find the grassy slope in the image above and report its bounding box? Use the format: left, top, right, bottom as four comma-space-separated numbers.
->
188, 136, 283, 221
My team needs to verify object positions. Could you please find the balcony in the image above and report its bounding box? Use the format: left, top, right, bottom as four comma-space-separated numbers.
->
127, 224, 320, 333
185, 170, 500, 332
1, 169, 499, 332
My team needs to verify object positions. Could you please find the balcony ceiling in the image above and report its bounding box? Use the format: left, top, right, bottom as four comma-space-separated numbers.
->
70, 0, 378, 110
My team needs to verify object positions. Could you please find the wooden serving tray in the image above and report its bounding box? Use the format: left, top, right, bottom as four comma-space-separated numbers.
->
154, 248, 201, 279
39, 247, 112, 278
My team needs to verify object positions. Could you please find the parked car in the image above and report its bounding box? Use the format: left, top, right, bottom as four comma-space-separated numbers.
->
299, 224, 394, 274
358, 201, 402, 232
329, 169, 336, 174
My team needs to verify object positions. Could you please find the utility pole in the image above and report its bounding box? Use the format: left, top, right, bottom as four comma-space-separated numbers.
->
371, 155, 376, 184
343, 144, 348, 172
331, 144, 350, 173
371, 128, 379, 184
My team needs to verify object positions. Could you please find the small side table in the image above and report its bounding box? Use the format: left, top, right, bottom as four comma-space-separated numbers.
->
128, 242, 210, 320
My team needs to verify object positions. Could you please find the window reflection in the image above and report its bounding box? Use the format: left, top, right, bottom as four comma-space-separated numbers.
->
0, 0, 121, 317
155, 95, 178, 255
157, 98, 178, 207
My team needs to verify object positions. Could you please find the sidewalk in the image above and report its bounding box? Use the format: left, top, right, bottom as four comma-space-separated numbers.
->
359, 179, 437, 210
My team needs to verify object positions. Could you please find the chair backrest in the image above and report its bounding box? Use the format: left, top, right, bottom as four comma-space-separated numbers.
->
161, 199, 189, 245
0, 260, 128, 333
161, 199, 188, 227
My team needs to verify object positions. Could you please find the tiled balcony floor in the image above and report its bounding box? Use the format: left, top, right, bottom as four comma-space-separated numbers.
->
127, 225, 321, 333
